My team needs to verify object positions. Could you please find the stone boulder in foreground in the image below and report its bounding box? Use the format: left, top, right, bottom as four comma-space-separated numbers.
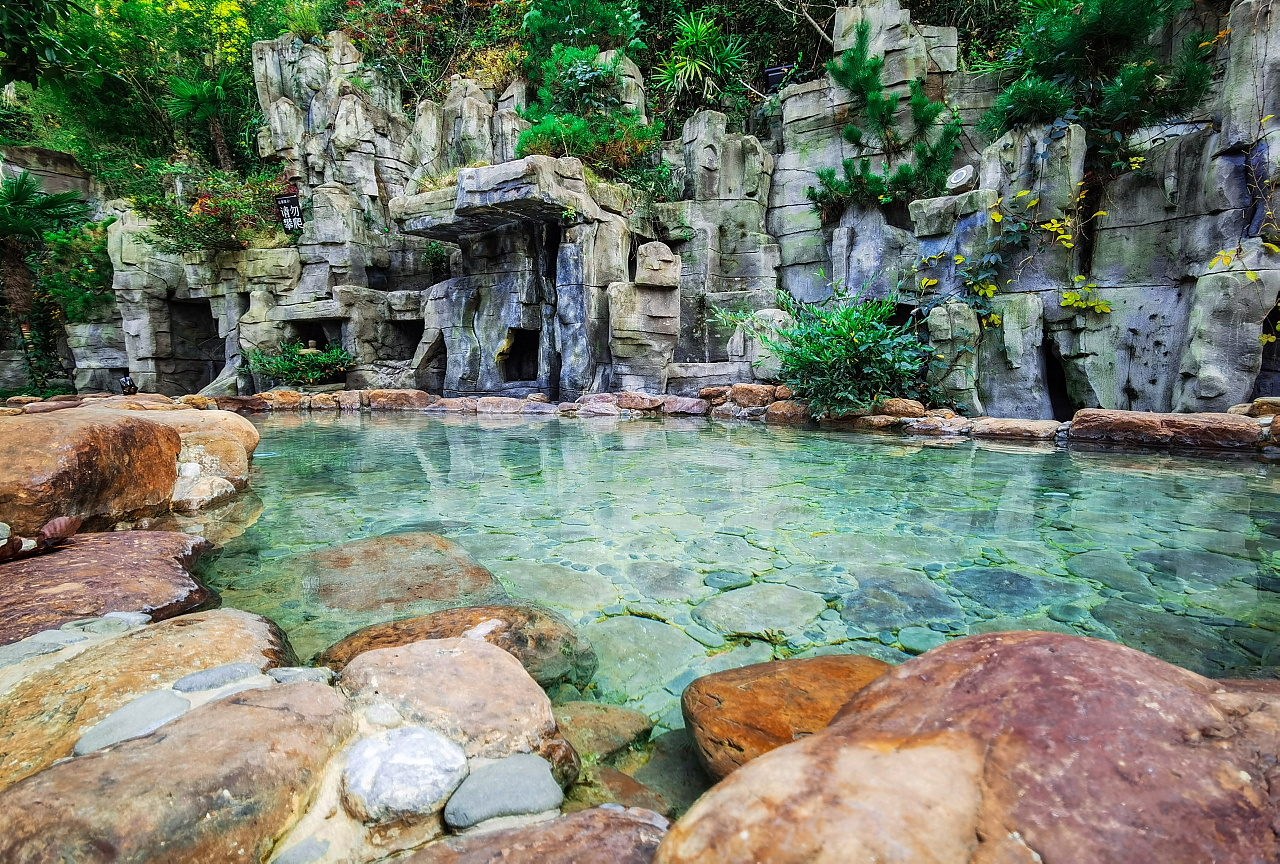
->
319, 604, 598, 688
681, 655, 891, 780
656, 631, 1280, 864
0, 410, 181, 534
0, 531, 211, 645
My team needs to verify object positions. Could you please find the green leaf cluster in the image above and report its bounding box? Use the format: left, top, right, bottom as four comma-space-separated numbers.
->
132, 170, 296, 253
982, 0, 1213, 139
806, 21, 961, 219
38, 217, 116, 323
248, 340, 355, 386
522, 0, 644, 59
651, 12, 747, 103
723, 283, 943, 418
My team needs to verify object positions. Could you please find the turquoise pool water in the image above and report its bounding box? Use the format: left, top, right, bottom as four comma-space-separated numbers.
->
201, 413, 1280, 729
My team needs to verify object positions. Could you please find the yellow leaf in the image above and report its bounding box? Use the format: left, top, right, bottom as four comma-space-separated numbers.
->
921, 277, 938, 287
954, 255, 966, 264
1026, 198, 1040, 207
1248, 270, 1260, 282
1092, 211, 1107, 218
1015, 190, 1030, 198
990, 212, 1003, 222
1062, 242, 1075, 248
1265, 243, 1280, 254
1265, 115, 1275, 123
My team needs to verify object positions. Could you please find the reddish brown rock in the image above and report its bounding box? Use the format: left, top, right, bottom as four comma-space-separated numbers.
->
774, 385, 794, 400
84, 407, 262, 456
970, 417, 1061, 439
309, 392, 339, 410
661, 396, 710, 415
0, 410, 181, 534
656, 632, 1280, 864
339, 638, 578, 784
277, 532, 507, 613
36, 515, 81, 547
368, 389, 438, 410
0, 683, 354, 863
729, 383, 776, 408
319, 605, 597, 688
566, 765, 672, 816
177, 394, 214, 409
23, 400, 82, 413
681, 655, 890, 780
0, 531, 211, 645
337, 389, 364, 411
213, 394, 267, 413
0, 608, 292, 791
554, 702, 653, 761
873, 397, 926, 417
579, 401, 622, 417
258, 389, 306, 410
578, 393, 618, 404
1069, 408, 1263, 448
907, 414, 974, 435
6, 395, 42, 406
476, 395, 525, 414
404, 806, 668, 864
764, 400, 809, 424
617, 392, 665, 410
425, 397, 478, 413
851, 414, 902, 430
697, 386, 731, 404
178, 430, 250, 488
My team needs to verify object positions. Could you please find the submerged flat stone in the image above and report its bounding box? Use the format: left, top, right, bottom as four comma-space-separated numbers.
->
1133, 549, 1256, 588
582, 616, 703, 704
1090, 598, 1254, 676
948, 567, 1089, 616
693, 584, 825, 641
838, 568, 963, 632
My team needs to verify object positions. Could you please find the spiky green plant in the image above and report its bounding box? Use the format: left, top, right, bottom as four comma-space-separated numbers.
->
652, 12, 748, 103
0, 170, 89, 318
164, 70, 239, 171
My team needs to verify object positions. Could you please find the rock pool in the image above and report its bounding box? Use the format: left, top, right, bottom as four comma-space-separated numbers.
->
201, 413, 1280, 730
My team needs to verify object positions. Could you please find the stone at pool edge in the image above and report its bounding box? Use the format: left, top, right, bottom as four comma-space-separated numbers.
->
403, 805, 669, 864
837, 567, 964, 633
553, 702, 654, 762
341, 725, 468, 824
443, 753, 564, 830
652, 632, 1280, 864
0, 531, 212, 646
272, 531, 509, 614
72, 688, 192, 755
318, 604, 597, 689
0, 608, 294, 793
897, 626, 946, 655
0, 683, 353, 863
681, 655, 891, 781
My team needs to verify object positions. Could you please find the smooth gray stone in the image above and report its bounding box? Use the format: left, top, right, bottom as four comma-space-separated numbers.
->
898, 626, 946, 655
0, 639, 65, 669
683, 623, 725, 648
269, 666, 334, 685
173, 662, 261, 693
342, 726, 468, 823
0, 522, 9, 541
102, 611, 152, 626
83, 618, 132, 635
443, 754, 564, 830
29, 629, 87, 645
74, 689, 191, 755
273, 837, 331, 864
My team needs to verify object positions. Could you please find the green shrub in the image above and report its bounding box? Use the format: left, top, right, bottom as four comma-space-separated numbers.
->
721, 283, 943, 417
133, 171, 296, 253
248, 340, 355, 386
517, 110, 663, 176
535, 44, 623, 115
807, 21, 960, 221
38, 217, 116, 323
651, 12, 747, 104
616, 159, 681, 203
522, 0, 644, 59
981, 0, 1213, 139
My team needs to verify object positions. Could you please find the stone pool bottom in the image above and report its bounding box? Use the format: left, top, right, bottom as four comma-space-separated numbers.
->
200, 412, 1280, 733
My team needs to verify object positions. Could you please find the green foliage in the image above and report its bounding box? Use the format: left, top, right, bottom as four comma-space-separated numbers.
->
720, 282, 942, 417
133, 171, 295, 253
164, 70, 242, 171
517, 109, 662, 175
281, 0, 325, 40
909, 0, 1025, 65
0, 0, 101, 87
248, 340, 355, 385
522, 0, 644, 59
651, 12, 747, 103
806, 22, 960, 219
535, 45, 622, 115
981, 0, 1213, 139
37, 218, 116, 323
616, 159, 681, 203
0, 171, 90, 240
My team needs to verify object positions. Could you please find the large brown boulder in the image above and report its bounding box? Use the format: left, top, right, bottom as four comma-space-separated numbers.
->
0, 531, 211, 645
656, 632, 1280, 864
339, 638, 579, 785
368, 389, 438, 410
81, 403, 260, 455
970, 417, 1062, 439
0, 410, 181, 534
319, 605, 597, 688
404, 806, 669, 864
0, 608, 292, 791
0, 683, 354, 863
682, 655, 890, 780
1069, 408, 1263, 448
729, 383, 776, 408
277, 532, 508, 613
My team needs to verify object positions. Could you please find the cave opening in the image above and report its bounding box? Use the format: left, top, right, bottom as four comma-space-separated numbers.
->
502, 328, 541, 382
1042, 338, 1075, 422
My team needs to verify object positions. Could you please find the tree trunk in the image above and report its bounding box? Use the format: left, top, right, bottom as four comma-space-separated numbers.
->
0, 235, 34, 319
208, 116, 235, 172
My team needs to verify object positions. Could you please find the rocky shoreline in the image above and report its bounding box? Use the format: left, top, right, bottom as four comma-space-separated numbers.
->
1, 526, 1277, 862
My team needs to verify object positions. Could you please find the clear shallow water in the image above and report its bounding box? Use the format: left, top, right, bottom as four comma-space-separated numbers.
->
201, 413, 1280, 729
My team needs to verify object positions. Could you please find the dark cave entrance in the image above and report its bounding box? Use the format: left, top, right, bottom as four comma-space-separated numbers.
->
1042, 338, 1075, 422
502, 328, 541, 383
387, 319, 426, 362
1253, 304, 1280, 398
